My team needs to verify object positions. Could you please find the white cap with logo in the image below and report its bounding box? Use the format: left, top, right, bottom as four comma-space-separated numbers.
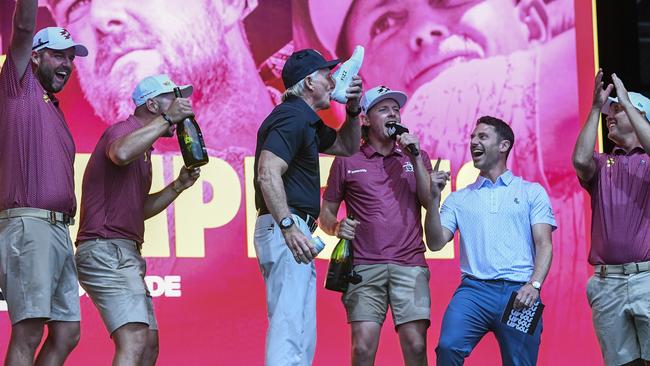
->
361, 85, 408, 113
602, 92, 650, 121
32, 27, 88, 57
132, 75, 194, 107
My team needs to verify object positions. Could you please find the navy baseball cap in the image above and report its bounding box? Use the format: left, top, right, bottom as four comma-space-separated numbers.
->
282, 49, 340, 89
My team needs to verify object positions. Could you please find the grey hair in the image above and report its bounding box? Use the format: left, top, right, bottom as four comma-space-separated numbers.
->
282, 70, 320, 102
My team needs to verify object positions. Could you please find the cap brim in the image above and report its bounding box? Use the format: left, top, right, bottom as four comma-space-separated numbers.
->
366, 91, 408, 112
321, 59, 340, 70
177, 85, 193, 98
43, 42, 89, 57
601, 97, 618, 115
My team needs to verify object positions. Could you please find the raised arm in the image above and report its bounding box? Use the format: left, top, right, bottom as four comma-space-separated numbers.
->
257, 150, 317, 263
572, 69, 612, 182
108, 98, 192, 166
397, 133, 431, 207
323, 76, 362, 156
424, 159, 453, 251
10, 0, 39, 79
611, 73, 650, 152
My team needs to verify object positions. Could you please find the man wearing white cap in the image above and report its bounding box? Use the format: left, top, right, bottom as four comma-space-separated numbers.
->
320, 86, 440, 365
75, 74, 200, 365
0, 0, 88, 365
573, 71, 650, 366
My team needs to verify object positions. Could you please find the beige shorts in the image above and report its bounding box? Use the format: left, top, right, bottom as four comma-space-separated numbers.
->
76, 238, 157, 335
342, 263, 430, 327
587, 271, 650, 365
0, 216, 80, 324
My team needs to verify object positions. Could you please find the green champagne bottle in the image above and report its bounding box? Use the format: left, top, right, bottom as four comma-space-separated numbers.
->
173, 87, 209, 168
325, 214, 362, 292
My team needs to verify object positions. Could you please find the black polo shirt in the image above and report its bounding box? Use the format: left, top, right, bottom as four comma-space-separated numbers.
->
254, 96, 337, 218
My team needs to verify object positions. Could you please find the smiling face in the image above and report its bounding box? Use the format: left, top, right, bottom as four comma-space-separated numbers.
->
365, 98, 401, 142
470, 122, 510, 171
340, 0, 530, 97
605, 103, 637, 143
33, 48, 76, 93
46, 0, 233, 120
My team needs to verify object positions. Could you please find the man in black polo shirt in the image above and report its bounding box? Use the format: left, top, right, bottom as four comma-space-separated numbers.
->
253, 49, 363, 365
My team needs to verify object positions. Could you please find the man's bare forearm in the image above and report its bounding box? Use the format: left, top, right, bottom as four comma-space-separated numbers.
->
258, 169, 292, 224
413, 156, 432, 207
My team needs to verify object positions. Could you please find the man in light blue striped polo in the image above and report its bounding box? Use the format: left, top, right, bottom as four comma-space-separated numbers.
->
425, 116, 556, 365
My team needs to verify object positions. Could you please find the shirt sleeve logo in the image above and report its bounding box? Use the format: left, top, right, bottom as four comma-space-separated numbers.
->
403, 162, 414, 172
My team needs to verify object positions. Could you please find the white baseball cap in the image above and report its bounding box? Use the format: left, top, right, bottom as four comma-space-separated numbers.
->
32, 27, 88, 57
132, 75, 193, 107
309, 0, 353, 56
602, 92, 650, 121
361, 85, 408, 113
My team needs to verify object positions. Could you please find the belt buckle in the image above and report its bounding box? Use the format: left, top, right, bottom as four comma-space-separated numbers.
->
599, 265, 608, 278
48, 211, 57, 225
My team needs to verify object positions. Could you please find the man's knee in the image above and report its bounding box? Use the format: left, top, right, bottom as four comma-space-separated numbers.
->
403, 339, 427, 358
48, 322, 80, 351
113, 323, 149, 353
351, 340, 377, 361
11, 319, 46, 350
436, 334, 466, 359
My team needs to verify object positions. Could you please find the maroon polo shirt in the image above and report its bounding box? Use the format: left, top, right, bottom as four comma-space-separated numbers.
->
323, 143, 432, 266
581, 148, 650, 265
76, 116, 152, 244
0, 50, 76, 215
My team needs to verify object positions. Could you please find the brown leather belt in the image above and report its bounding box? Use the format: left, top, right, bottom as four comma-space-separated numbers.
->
594, 260, 650, 277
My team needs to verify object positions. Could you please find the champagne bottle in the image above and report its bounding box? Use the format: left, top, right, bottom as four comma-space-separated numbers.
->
325, 214, 362, 292
173, 87, 209, 168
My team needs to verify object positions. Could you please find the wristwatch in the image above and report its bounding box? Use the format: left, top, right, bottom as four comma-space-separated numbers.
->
530, 281, 542, 290
346, 106, 362, 118
161, 112, 174, 126
279, 216, 294, 230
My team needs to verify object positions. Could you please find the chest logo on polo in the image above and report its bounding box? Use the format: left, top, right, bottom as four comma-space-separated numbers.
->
43, 93, 51, 104
607, 157, 615, 167
514, 198, 520, 204
403, 162, 414, 172
347, 169, 367, 175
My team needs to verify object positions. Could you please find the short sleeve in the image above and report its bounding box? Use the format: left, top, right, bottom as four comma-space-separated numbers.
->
440, 193, 458, 234
104, 122, 138, 157
262, 112, 305, 164
578, 151, 605, 190
323, 157, 346, 203
528, 183, 557, 231
316, 121, 336, 152
0, 49, 33, 98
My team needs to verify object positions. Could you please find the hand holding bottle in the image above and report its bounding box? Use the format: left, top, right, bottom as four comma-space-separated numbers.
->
336, 216, 360, 240
174, 166, 201, 192
283, 226, 318, 264
165, 97, 194, 123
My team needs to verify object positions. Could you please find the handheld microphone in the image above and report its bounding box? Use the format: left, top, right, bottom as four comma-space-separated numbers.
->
386, 123, 419, 156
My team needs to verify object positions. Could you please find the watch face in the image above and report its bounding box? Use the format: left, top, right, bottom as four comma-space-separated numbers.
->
280, 217, 293, 229
532, 281, 541, 289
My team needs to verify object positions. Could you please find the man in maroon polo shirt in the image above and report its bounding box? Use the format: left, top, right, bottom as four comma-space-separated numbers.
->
321, 85, 445, 366
0, 1, 88, 364
75, 74, 200, 365
573, 70, 650, 366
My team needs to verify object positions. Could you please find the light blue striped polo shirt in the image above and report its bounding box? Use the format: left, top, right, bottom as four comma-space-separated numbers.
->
440, 170, 556, 282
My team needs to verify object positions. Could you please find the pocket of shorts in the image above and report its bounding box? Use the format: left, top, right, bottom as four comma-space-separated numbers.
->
84, 244, 121, 270
585, 275, 597, 306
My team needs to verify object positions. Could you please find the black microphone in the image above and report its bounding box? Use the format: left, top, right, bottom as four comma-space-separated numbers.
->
386, 123, 419, 156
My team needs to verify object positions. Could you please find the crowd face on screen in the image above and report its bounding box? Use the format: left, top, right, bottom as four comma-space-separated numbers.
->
44, 0, 244, 121
339, 0, 540, 98
365, 99, 402, 141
